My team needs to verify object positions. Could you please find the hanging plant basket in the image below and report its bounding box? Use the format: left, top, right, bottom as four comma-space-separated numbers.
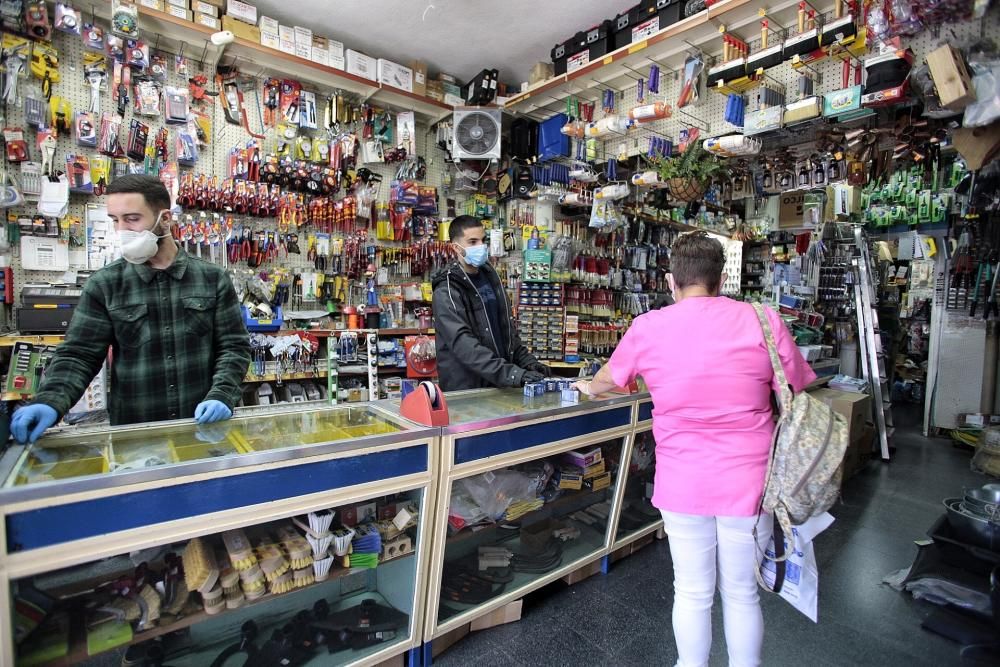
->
668, 177, 707, 202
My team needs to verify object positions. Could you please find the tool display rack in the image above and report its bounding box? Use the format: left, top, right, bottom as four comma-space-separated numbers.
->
0, 402, 438, 667
385, 386, 654, 663
0, 3, 457, 329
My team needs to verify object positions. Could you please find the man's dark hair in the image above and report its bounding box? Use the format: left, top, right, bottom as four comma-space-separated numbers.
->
106, 174, 172, 213
449, 215, 484, 242
670, 231, 725, 293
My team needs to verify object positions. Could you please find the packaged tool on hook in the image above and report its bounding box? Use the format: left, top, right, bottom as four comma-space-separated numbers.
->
75, 111, 97, 147
82, 21, 104, 51
110, 0, 139, 38
126, 118, 149, 161
25, 2, 51, 40
54, 3, 80, 35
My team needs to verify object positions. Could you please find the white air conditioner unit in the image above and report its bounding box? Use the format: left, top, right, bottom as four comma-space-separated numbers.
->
452, 107, 501, 161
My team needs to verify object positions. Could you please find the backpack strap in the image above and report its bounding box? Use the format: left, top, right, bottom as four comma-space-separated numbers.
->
752, 303, 794, 414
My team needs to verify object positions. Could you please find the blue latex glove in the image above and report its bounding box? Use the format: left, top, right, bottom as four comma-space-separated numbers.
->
10, 404, 59, 443
194, 400, 232, 424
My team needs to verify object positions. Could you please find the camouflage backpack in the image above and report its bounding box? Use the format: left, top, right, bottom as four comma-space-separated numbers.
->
753, 304, 849, 585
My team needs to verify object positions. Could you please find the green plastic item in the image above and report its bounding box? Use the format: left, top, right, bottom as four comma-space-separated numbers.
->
86, 621, 132, 656
16, 614, 69, 666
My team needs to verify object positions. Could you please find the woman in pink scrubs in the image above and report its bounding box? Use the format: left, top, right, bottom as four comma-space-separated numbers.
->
574, 232, 815, 667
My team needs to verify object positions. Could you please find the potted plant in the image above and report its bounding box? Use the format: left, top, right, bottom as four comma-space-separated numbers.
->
651, 141, 724, 202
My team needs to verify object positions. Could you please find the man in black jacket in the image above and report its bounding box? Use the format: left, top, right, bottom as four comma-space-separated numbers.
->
432, 216, 548, 391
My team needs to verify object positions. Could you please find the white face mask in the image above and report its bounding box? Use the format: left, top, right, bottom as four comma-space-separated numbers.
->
117, 212, 169, 265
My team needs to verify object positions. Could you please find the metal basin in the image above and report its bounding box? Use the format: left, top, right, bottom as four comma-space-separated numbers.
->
944, 498, 1000, 551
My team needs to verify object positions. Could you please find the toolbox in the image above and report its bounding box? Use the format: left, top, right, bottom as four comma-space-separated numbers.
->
611, 4, 641, 51
17, 286, 82, 333
629, 0, 684, 44
551, 20, 613, 75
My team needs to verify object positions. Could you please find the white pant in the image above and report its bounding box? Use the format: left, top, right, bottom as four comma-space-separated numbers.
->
661, 511, 770, 667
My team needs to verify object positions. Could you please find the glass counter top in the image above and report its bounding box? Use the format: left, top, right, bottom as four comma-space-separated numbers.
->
3, 405, 408, 489
389, 386, 643, 433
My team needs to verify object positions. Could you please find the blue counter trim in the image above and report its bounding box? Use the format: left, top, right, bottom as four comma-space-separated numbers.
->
638, 402, 654, 422
454, 407, 630, 465
6, 444, 428, 553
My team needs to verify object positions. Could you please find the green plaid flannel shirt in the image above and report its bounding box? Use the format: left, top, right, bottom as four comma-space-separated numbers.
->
34, 250, 251, 425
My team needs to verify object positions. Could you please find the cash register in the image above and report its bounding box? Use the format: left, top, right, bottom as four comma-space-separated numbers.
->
17, 285, 83, 332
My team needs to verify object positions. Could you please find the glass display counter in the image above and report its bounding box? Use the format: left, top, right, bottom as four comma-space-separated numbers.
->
0, 404, 437, 667
396, 387, 646, 650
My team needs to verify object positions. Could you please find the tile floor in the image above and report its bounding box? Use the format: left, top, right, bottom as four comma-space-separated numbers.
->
433, 408, 988, 666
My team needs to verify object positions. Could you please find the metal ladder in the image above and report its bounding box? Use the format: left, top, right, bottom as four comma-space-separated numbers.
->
853, 227, 893, 460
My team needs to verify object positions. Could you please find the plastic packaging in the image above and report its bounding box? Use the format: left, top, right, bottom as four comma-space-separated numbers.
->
628, 102, 672, 122
585, 115, 631, 138
456, 471, 538, 521
962, 60, 1000, 128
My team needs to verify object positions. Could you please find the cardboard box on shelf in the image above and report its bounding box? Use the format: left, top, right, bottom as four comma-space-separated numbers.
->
347, 50, 377, 81
808, 387, 872, 443
277, 24, 295, 54
196, 0, 224, 5
530, 61, 554, 84
194, 0, 220, 16
310, 36, 329, 67
165, 5, 191, 19
378, 59, 413, 92
139, 0, 165, 10
194, 12, 220, 29
411, 60, 428, 96
258, 15, 278, 31
221, 15, 260, 43
226, 0, 257, 24
166, 0, 189, 7
327, 39, 345, 70
470, 600, 522, 631
260, 29, 279, 49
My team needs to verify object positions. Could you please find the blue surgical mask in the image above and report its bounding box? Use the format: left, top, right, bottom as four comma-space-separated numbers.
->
462, 244, 489, 267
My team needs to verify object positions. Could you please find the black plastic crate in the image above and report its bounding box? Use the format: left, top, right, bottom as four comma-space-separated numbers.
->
551, 32, 586, 76
582, 19, 615, 65
631, 0, 684, 39
612, 4, 641, 51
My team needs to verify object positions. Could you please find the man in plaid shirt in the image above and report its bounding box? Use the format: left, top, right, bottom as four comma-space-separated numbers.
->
11, 175, 251, 442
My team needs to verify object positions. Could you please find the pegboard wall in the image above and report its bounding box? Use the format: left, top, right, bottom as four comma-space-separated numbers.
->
595, 11, 1000, 164
0, 10, 457, 331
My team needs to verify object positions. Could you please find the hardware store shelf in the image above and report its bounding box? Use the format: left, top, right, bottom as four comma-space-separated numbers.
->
504, 0, 824, 118
126, 7, 453, 119
31, 552, 415, 667
0, 335, 64, 347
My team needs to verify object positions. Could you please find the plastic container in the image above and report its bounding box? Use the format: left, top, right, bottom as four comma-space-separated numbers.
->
343, 306, 360, 330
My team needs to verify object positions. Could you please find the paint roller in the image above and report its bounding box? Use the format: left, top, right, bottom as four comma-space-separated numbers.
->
707, 34, 748, 87
746, 19, 784, 73
822, 0, 858, 46
783, 1, 820, 59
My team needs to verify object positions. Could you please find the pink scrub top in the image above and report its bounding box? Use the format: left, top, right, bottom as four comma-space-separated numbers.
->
609, 297, 816, 517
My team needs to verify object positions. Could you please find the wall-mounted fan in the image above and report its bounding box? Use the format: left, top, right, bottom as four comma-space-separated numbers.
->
452, 107, 501, 161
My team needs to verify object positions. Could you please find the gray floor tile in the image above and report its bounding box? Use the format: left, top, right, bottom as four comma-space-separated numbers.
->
430, 412, 984, 667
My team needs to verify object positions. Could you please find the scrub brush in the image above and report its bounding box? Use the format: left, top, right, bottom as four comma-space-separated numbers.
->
239, 564, 266, 600
293, 567, 315, 589
182, 537, 220, 594
256, 542, 289, 582
292, 509, 335, 538
269, 570, 294, 595
275, 525, 313, 570
222, 529, 257, 571
331, 528, 355, 557
202, 585, 224, 615
307, 533, 333, 559
313, 555, 334, 582
220, 568, 241, 597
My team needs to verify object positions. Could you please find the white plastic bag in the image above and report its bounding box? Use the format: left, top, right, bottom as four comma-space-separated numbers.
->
963, 61, 1000, 128
759, 512, 835, 622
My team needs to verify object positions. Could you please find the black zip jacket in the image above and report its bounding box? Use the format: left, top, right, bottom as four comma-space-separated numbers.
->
432, 261, 539, 391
